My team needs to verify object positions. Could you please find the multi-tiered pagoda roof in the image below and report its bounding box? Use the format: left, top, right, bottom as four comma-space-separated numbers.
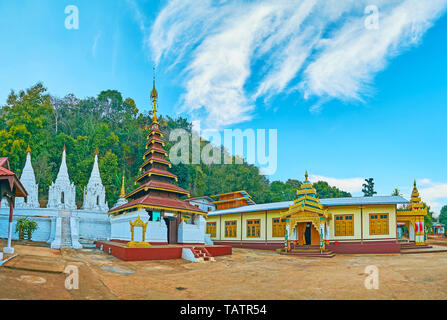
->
108, 80, 204, 216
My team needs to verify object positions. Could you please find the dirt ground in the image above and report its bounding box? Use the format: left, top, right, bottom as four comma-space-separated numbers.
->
1, 238, 447, 300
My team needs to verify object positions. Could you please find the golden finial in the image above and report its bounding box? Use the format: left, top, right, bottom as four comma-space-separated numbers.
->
94, 147, 99, 155
26, 145, 31, 153
63, 144, 66, 151
414, 180, 417, 188
150, 66, 158, 124
119, 172, 126, 198
304, 171, 309, 182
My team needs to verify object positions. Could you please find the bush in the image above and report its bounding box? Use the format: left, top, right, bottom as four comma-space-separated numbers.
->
15, 217, 38, 240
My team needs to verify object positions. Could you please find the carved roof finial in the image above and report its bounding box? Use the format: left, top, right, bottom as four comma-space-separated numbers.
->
26, 145, 31, 154
119, 172, 126, 199
150, 66, 159, 124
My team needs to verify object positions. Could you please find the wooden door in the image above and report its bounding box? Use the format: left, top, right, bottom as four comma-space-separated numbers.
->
169, 218, 178, 244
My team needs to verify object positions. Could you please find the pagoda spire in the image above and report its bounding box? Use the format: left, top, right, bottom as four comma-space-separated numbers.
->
119, 172, 126, 199
150, 67, 158, 124
109, 76, 205, 216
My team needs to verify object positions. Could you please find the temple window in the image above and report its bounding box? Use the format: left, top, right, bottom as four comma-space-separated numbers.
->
206, 222, 216, 237
334, 215, 354, 236
272, 218, 287, 237
225, 220, 237, 237
369, 214, 389, 235
61, 192, 65, 204
96, 195, 99, 206
247, 219, 261, 238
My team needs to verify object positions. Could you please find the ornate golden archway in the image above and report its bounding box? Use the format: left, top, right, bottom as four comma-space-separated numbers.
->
280, 172, 330, 251
127, 215, 152, 247
396, 181, 427, 245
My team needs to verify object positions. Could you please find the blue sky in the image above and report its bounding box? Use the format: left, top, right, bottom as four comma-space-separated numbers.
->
0, 0, 446, 215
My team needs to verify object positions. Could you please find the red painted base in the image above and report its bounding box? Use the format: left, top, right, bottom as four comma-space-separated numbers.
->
327, 240, 401, 254
214, 240, 402, 254
95, 241, 232, 261
213, 241, 284, 251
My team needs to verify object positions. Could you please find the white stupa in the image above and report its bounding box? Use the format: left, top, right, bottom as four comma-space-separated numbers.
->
82, 150, 108, 211
47, 145, 77, 209
16, 146, 40, 209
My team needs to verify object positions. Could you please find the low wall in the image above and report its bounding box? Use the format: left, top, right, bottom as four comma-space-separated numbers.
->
96, 241, 232, 261
327, 240, 401, 254
178, 220, 205, 244
0, 208, 110, 243
110, 210, 168, 243
213, 241, 284, 251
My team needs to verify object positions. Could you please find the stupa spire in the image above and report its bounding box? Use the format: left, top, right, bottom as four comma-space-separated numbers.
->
47, 146, 76, 209
150, 67, 158, 124
15, 145, 39, 208
82, 150, 108, 211
119, 173, 126, 199
56, 145, 70, 183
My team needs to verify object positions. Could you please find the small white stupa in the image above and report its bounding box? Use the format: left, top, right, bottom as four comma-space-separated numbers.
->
16, 146, 40, 209
82, 149, 108, 212
112, 174, 128, 209
47, 145, 77, 210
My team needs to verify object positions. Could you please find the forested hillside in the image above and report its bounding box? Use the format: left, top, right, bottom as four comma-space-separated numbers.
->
0, 83, 351, 207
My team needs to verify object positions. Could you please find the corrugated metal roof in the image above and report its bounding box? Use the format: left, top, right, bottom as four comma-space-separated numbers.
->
207, 196, 409, 216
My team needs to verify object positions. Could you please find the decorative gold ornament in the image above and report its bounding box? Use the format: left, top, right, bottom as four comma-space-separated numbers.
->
126, 215, 152, 247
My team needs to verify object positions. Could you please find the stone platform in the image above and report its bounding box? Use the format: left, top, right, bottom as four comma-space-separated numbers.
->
95, 240, 232, 261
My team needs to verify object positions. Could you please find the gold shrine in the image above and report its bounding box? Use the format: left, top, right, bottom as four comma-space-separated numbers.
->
280, 172, 330, 250
126, 215, 152, 248
396, 181, 427, 245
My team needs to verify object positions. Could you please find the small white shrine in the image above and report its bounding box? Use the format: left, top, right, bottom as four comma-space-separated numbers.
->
15, 146, 40, 209
82, 150, 109, 212
0, 146, 111, 249
47, 146, 77, 210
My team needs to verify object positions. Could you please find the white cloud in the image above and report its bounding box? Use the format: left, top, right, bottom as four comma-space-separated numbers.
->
92, 32, 101, 58
309, 174, 364, 194
139, 0, 447, 127
418, 181, 447, 216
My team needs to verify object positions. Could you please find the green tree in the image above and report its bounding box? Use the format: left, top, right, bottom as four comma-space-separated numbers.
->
362, 178, 377, 197
313, 181, 352, 199
439, 205, 447, 226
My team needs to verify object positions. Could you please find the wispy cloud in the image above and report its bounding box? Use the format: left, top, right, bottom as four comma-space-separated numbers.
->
309, 174, 365, 194
92, 32, 101, 58
417, 180, 447, 216
140, 0, 447, 127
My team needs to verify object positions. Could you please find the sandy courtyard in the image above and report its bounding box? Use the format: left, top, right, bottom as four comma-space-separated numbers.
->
1, 239, 447, 300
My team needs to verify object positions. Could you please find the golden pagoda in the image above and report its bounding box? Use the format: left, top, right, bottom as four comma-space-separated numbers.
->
396, 180, 427, 245
108, 74, 204, 235
281, 171, 329, 250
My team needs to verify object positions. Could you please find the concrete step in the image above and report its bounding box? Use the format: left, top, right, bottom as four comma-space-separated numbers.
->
281, 250, 336, 258
191, 247, 215, 262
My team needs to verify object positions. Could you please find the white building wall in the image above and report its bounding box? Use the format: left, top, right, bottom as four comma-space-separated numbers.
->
110, 210, 168, 243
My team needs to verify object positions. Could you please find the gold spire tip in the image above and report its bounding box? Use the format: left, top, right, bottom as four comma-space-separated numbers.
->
120, 174, 126, 198
26, 145, 31, 153
304, 171, 309, 182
